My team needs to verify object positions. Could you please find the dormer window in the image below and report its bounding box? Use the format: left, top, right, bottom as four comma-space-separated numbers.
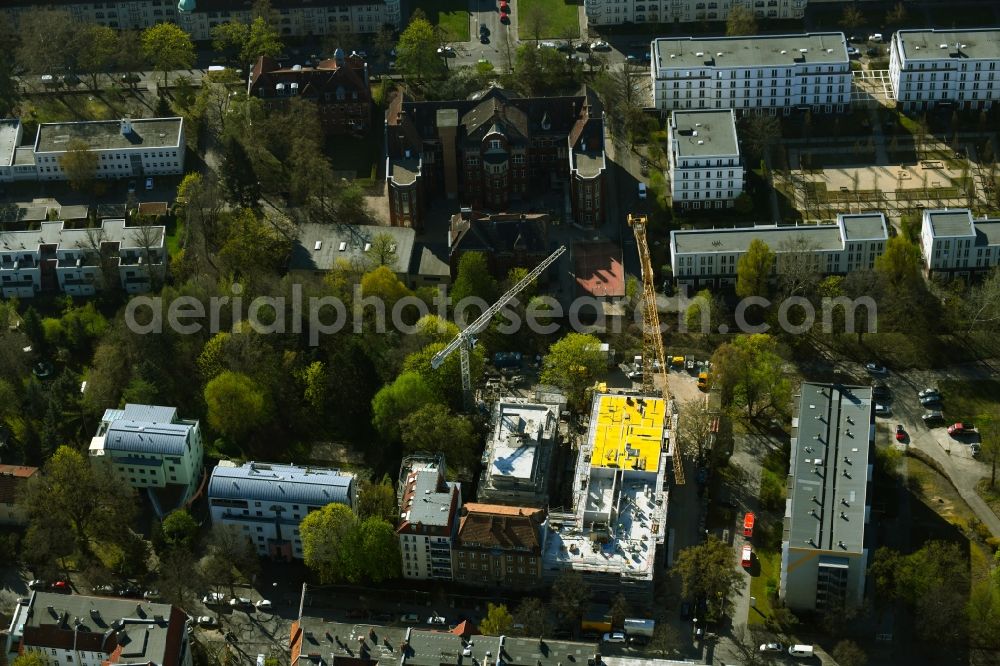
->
336, 86, 346, 101
489, 139, 502, 150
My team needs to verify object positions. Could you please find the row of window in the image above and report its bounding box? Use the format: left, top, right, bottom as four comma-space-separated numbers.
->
664, 98, 847, 109
682, 170, 737, 178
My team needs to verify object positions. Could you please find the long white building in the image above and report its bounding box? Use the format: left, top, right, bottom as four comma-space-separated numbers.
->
669, 212, 888, 289
0, 0, 402, 42
89, 404, 204, 517
208, 461, 356, 560
668, 109, 743, 209
920, 208, 1000, 277
890, 29, 1000, 111
652, 33, 851, 113
0, 219, 166, 298
586, 0, 804, 26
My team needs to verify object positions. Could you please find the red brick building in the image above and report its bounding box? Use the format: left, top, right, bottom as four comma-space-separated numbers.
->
249, 50, 372, 135
385, 87, 606, 229
452, 503, 546, 590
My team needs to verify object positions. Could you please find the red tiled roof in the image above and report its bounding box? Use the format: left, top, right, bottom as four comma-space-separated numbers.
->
455, 503, 544, 551
249, 56, 371, 105
0, 465, 37, 505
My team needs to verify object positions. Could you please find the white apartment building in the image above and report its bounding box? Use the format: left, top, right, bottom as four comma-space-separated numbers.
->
0, 219, 166, 299
5, 593, 192, 666
669, 212, 888, 289
667, 109, 743, 209
0, 0, 401, 41
890, 29, 1000, 111
652, 33, 851, 113
397, 457, 462, 581
586, 0, 803, 27
208, 461, 355, 560
34, 118, 184, 182
89, 404, 204, 517
920, 208, 1000, 277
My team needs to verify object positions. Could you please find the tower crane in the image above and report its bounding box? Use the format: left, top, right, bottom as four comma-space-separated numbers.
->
431, 245, 567, 410
628, 213, 685, 485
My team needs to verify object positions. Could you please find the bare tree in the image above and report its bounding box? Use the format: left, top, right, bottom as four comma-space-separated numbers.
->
678, 398, 719, 463
775, 235, 821, 299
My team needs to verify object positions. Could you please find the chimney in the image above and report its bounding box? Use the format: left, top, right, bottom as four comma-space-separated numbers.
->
120, 118, 133, 136
436, 108, 460, 199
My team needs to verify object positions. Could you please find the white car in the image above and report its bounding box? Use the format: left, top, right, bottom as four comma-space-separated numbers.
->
591, 41, 611, 51
759, 642, 784, 653
918, 388, 940, 399
202, 592, 225, 605
869, 33, 883, 42
427, 615, 447, 625
602, 632, 626, 643
255, 599, 272, 611
864, 362, 888, 375
875, 403, 892, 416
229, 597, 252, 608
198, 616, 218, 627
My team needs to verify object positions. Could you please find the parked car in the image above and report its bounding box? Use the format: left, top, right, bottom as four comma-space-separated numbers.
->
500, 13, 510, 23
28, 580, 46, 590
229, 597, 252, 608
971, 443, 981, 456
576, 42, 590, 52
255, 599, 272, 611
872, 382, 890, 400
788, 645, 815, 658
866, 46, 882, 57
875, 403, 891, 416
759, 643, 784, 654
847, 46, 860, 57
948, 422, 977, 436
479, 24, 490, 37
436, 46, 455, 56
918, 388, 940, 399
400, 613, 420, 624
427, 615, 447, 625
480, 33, 490, 44
920, 395, 942, 406
741, 544, 753, 567
895, 424, 906, 442
638, 182, 647, 199
602, 632, 626, 644
922, 410, 944, 425
145, 177, 154, 190
864, 362, 888, 375
51, 581, 69, 592
198, 616, 219, 628
202, 592, 225, 605
869, 33, 883, 42
591, 41, 612, 51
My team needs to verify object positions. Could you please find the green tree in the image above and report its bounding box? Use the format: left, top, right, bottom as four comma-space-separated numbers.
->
540, 333, 606, 410
874, 236, 923, 290
366, 232, 400, 268
204, 371, 273, 442
360, 265, 413, 309
648, 623, 681, 658
725, 6, 758, 36
741, 114, 782, 161
200, 524, 259, 595
736, 239, 774, 298
141, 23, 195, 87
157, 548, 204, 609
161, 509, 199, 551
839, 4, 864, 30
16, 446, 138, 558
451, 252, 498, 305
550, 571, 590, 628
117, 30, 146, 87
609, 593, 629, 628
674, 537, 743, 619
218, 208, 294, 279
396, 16, 445, 83
77, 24, 119, 90
400, 403, 479, 470
358, 517, 402, 583
831, 640, 867, 666
14, 9, 76, 75
59, 139, 98, 193
12, 653, 47, 666
884, 1, 907, 26
710, 334, 790, 421
481, 603, 514, 635
401, 342, 486, 410
978, 415, 999, 488
300, 503, 362, 583
512, 597, 551, 638
356, 476, 398, 523
212, 17, 283, 66
219, 135, 261, 208
371, 371, 437, 442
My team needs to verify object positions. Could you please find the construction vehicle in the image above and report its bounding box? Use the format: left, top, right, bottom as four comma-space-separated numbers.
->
431, 245, 567, 410
628, 213, 685, 485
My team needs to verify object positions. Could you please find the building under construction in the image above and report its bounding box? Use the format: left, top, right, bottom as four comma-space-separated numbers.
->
541, 391, 675, 605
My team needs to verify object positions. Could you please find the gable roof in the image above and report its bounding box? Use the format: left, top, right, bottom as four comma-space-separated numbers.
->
249, 55, 370, 103
450, 213, 548, 258
208, 461, 354, 507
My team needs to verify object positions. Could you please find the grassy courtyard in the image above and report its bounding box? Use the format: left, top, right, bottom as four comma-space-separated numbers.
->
410, 0, 470, 41
517, 0, 580, 40
938, 379, 1000, 424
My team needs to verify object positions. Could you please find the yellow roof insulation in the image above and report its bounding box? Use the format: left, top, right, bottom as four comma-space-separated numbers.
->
590, 394, 664, 472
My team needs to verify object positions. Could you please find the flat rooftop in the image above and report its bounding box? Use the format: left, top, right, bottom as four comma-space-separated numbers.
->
895, 28, 1000, 62
975, 219, 1000, 247
587, 394, 664, 473
841, 213, 888, 241
0, 119, 20, 167
0, 219, 164, 252
788, 383, 872, 554
390, 157, 420, 186
573, 149, 605, 178
35, 118, 183, 153
670, 109, 739, 158
289, 222, 415, 275
489, 402, 554, 482
654, 32, 848, 71
925, 209, 975, 238
671, 223, 845, 255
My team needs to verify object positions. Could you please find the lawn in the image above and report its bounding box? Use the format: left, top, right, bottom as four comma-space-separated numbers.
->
938, 379, 1000, 423
164, 216, 184, 259
409, 0, 470, 41
976, 479, 1000, 523
748, 548, 780, 626
517, 0, 580, 40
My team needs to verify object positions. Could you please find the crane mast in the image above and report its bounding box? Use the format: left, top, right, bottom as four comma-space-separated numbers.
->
628, 213, 685, 485
432, 245, 567, 410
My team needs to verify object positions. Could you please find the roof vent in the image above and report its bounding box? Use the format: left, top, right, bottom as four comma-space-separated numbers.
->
939, 44, 948, 49
695, 51, 704, 57
314, 241, 322, 251
670, 54, 675, 59
780, 50, 787, 54
697, 140, 704, 145
799, 48, 808, 53
292, 64, 302, 71
716, 52, 723, 57
692, 130, 698, 137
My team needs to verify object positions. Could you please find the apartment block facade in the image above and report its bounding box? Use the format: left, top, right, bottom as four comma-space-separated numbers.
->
0, 219, 166, 299
586, 0, 804, 27
652, 33, 851, 113
89, 404, 204, 517
397, 457, 462, 581
452, 503, 546, 590
1, 0, 401, 41
920, 208, 1000, 277
208, 461, 355, 560
669, 213, 888, 290
781, 383, 873, 611
667, 109, 743, 209
890, 29, 1000, 111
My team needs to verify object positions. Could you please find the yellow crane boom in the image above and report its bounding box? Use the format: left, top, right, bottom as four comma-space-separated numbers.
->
628, 213, 685, 485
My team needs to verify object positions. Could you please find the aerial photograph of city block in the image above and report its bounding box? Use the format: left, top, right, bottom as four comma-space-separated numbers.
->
1, 0, 1000, 665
